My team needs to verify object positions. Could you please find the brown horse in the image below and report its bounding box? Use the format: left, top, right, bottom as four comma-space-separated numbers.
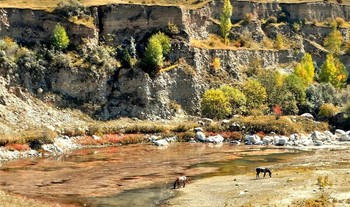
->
173, 176, 190, 189
256, 167, 272, 179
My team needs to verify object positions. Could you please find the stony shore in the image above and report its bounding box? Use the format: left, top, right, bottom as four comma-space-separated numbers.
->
161, 145, 350, 207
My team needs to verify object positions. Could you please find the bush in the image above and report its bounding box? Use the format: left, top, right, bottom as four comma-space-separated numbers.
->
52, 23, 70, 50
274, 33, 285, 49
242, 79, 267, 113
54, 0, 89, 18
318, 103, 339, 119
201, 89, 232, 119
323, 28, 343, 55
220, 85, 247, 115
142, 32, 170, 74
304, 83, 340, 114
211, 57, 221, 70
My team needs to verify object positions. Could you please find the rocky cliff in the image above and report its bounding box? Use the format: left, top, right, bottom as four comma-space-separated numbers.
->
0, 0, 350, 123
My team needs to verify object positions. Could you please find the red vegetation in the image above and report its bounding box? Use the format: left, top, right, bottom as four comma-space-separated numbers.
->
5, 143, 31, 151
273, 105, 283, 117
77, 134, 145, 146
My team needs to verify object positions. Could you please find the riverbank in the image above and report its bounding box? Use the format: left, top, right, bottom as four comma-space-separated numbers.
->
161, 146, 350, 207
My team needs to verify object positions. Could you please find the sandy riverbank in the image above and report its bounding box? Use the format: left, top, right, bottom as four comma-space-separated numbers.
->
162, 146, 350, 207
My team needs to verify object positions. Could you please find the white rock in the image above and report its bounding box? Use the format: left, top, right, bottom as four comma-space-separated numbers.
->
92, 135, 100, 140
195, 131, 206, 142
314, 140, 323, 146
245, 135, 261, 144
340, 134, 350, 141
335, 129, 346, 138
207, 134, 224, 143
301, 113, 314, 119
310, 131, 327, 141
153, 139, 169, 146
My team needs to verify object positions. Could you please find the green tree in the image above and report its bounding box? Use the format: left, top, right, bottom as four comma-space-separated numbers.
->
294, 53, 315, 87
319, 54, 348, 88
201, 89, 232, 119
220, 85, 247, 115
150, 32, 171, 55
242, 78, 267, 113
52, 23, 70, 50
324, 28, 343, 55
142, 32, 170, 74
283, 73, 306, 107
220, 0, 233, 45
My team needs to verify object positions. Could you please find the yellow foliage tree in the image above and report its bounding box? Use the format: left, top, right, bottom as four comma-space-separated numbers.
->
294, 53, 315, 87
319, 54, 348, 88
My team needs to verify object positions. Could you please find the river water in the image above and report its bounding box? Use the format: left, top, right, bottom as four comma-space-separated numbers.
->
0, 143, 305, 206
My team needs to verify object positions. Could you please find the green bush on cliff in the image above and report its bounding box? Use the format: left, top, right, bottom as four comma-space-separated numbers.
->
294, 53, 315, 87
220, 0, 233, 45
52, 23, 70, 50
142, 32, 170, 75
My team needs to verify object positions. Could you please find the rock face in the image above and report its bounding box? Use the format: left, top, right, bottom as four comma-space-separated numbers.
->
0, 8, 96, 46
103, 67, 204, 119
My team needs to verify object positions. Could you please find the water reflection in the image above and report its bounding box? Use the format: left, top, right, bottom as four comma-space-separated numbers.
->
0, 143, 308, 206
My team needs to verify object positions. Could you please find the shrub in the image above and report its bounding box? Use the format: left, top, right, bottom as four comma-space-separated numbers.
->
274, 33, 285, 49
52, 23, 70, 50
54, 0, 89, 18
142, 32, 170, 74
335, 17, 345, 27
166, 22, 180, 35
318, 103, 339, 119
323, 28, 343, 55
305, 83, 340, 114
220, 85, 247, 115
242, 79, 267, 113
201, 89, 232, 119
211, 57, 221, 70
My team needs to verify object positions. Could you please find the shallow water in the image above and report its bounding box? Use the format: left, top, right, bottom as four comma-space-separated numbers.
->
0, 143, 307, 206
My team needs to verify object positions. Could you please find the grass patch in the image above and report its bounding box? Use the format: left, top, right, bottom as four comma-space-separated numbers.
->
230, 116, 329, 135
292, 194, 332, 207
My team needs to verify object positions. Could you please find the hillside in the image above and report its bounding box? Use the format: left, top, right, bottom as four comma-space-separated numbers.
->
0, 0, 350, 138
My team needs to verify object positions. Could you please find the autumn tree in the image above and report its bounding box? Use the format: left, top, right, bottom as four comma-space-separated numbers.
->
242, 78, 267, 114
324, 28, 343, 55
220, 0, 233, 45
294, 53, 315, 86
52, 23, 70, 50
220, 85, 247, 115
201, 89, 232, 119
319, 54, 348, 88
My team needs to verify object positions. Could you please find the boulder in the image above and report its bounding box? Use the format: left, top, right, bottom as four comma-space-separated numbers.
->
335, 129, 346, 139
244, 134, 261, 144
262, 136, 273, 145
153, 139, 169, 146
314, 140, 323, 146
310, 131, 327, 141
300, 113, 314, 119
276, 137, 288, 146
229, 122, 241, 131
207, 134, 224, 143
195, 131, 206, 142
289, 134, 299, 141
339, 134, 350, 141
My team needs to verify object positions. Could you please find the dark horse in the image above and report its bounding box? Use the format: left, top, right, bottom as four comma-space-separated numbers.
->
256, 167, 272, 179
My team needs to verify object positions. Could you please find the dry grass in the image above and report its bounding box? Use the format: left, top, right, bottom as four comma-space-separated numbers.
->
191, 34, 239, 50
0, 0, 211, 10
0, 190, 72, 207
230, 115, 329, 135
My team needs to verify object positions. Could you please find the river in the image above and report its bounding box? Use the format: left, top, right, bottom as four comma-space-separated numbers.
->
0, 143, 306, 207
